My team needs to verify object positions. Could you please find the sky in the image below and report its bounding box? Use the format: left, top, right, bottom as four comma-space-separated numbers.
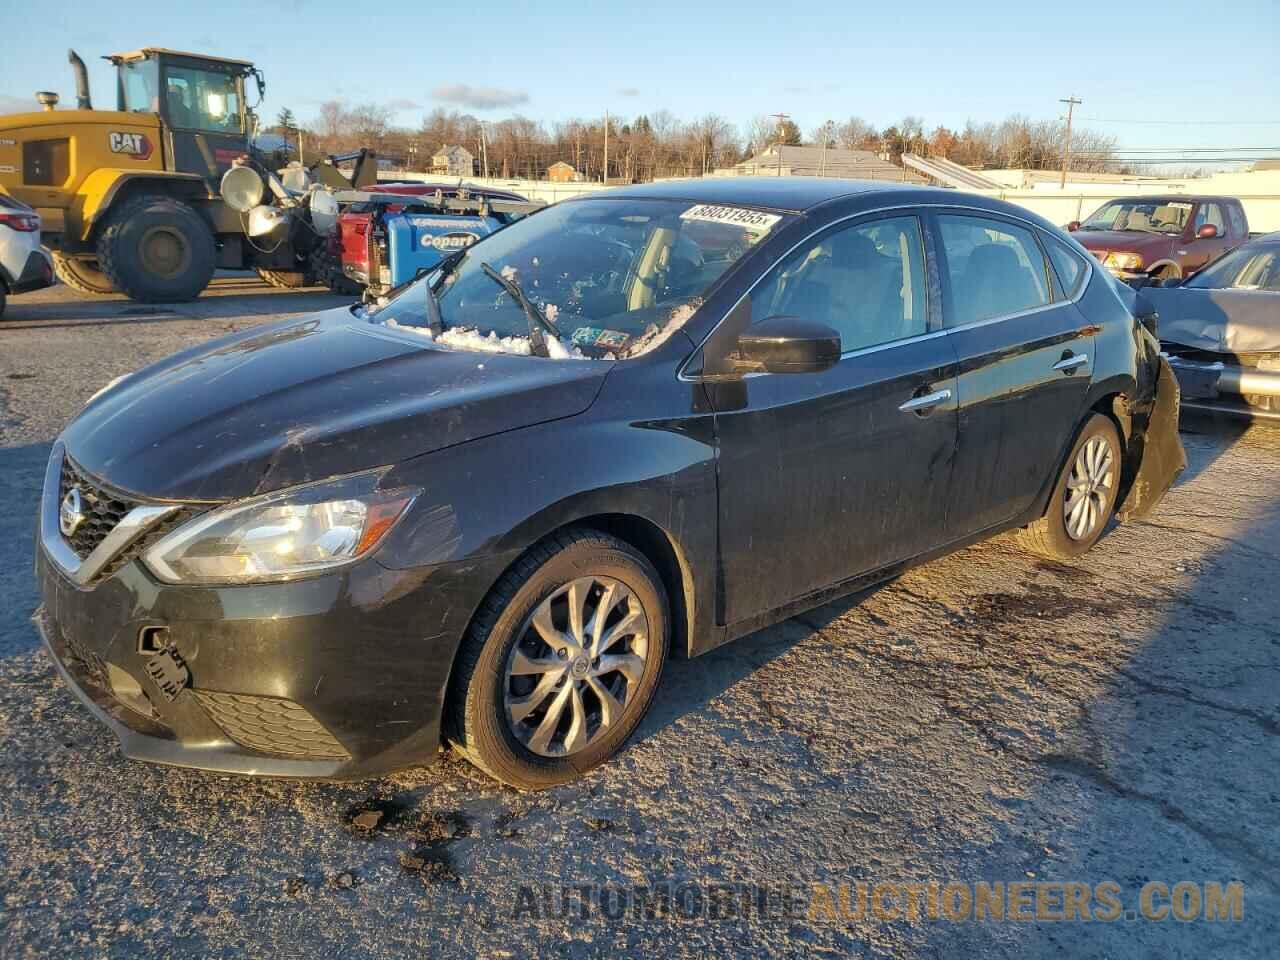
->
2, 0, 1277, 165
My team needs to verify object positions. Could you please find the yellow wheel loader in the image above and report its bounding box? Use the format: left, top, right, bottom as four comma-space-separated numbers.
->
0, 49, 374, 302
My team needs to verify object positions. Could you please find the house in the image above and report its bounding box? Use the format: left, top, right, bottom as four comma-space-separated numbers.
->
547, 161, 579, 183
725, 145, 927, 183
431, 145, 474, 177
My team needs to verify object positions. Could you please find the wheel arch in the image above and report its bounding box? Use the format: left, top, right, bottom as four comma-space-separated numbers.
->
1145, 259, 1181, 279
74, 170, 211, 243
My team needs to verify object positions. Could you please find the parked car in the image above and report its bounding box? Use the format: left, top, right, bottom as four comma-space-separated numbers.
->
35, 179, 1184, 789
0, 192, 54, 318
1146, 232, 1280, 419
338, 182, 534, 296
1067, 195, 1249, 284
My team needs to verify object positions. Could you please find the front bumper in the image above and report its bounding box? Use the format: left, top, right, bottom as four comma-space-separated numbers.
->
35, 528, 507, 781
1164, 354, 1280, 420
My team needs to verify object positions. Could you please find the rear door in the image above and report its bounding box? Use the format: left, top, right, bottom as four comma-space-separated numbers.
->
707, 212, 959, 626
934, 212, 1094, 538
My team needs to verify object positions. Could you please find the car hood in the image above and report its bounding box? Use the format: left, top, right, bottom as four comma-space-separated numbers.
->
1071, 229, 1176, 254
62, 308, 611, 501
1146, 287, 1280, 355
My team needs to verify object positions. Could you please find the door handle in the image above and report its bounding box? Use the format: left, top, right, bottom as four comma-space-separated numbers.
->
1053, 353, 1089, 373
899, 388, 952, 414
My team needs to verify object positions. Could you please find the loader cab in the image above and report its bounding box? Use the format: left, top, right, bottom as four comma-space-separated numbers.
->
110, 49, 256, 187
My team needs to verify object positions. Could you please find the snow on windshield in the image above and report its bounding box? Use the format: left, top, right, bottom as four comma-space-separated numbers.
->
386, 319, 585, 359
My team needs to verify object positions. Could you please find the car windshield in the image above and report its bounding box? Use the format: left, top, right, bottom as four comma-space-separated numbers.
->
1186, 245, 1280, 291
366, 197, 786, 359
1080, 200, 1192, 235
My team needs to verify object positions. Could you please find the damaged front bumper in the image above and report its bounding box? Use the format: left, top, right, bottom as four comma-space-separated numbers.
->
34, 540, 502, 780
1164, 354, 1280, 420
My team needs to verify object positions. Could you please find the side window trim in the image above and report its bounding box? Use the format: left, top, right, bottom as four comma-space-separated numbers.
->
679, 202, 1093, 382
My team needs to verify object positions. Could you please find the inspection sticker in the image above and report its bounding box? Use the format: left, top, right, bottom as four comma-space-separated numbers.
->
680, 204, 781, 232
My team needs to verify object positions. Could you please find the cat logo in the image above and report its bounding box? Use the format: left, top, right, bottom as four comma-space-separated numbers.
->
108, 132, 154, 161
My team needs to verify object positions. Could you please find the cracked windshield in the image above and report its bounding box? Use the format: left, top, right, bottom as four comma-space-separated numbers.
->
368, 198, 784, 358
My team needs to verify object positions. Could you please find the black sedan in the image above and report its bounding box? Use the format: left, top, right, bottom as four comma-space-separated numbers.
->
1146, 232, 1280, 420
35, 179, 1185, 789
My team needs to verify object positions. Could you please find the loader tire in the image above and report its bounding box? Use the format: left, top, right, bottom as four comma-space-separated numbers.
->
97, 195, 215, 303
256, 269, 314, 289
51, 253, 116, 295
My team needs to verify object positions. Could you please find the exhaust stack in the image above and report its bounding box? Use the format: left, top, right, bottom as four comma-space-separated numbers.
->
68, 49, 92, 110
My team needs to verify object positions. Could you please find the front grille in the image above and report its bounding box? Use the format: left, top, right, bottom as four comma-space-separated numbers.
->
194, 691, 351, 760
59, 456, 135, 559
57, 455, 196, 580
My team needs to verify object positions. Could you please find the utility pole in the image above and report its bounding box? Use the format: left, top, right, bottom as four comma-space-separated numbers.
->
478, 121, 490, 179
1059, 96, 1082, 188
769, 112, 790, 177
603, 109, 609, 185
819, 120, 834, 177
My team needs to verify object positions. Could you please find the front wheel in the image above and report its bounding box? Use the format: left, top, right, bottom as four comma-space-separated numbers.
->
97, 195, 215, 302
447, 529, 669, 790
1017, 414, 1122, 559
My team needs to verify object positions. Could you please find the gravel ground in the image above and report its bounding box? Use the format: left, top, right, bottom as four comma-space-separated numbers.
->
1, 280, 1278, 958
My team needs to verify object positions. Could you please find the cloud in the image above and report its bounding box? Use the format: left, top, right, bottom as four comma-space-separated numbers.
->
0, 93, 49, 112
618, 87, 640, 97
385, 98, 423, 112
431, 84, 529, 110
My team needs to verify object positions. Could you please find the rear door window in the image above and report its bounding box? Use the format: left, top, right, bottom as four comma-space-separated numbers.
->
937, 215, 1051, 324
1043, 234, 1089, 299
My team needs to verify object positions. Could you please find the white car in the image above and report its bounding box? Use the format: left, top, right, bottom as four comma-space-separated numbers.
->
0, 192, 54, 318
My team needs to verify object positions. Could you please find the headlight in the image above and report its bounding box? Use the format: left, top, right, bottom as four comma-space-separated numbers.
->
143, 473, 418, 584
220, 165, 265, 213
1104, 252, 1144, 271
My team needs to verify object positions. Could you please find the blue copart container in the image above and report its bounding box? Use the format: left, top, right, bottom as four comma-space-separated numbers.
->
385, 213, 501, 288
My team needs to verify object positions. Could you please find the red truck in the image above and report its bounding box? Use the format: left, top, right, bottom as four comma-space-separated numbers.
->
1067, 195, 1249, 283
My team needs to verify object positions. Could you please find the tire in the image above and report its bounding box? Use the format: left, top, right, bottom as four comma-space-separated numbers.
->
0, 287, 6, 319
97, 194, 215, 302
447, 528, 669, 790
256, 269, 313, 289
1017, 414, 1123, 560
51, 252, 115, 295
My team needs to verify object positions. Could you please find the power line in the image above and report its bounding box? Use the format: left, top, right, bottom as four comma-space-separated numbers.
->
1080, 117, 1280, 125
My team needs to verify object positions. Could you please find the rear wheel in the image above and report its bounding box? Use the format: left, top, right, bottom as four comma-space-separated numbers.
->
97, 195, 215, 302
51, 252, 115, 295
255, 268, 313, 289
447, 529, 669, 790
1017, 414, 1122, 559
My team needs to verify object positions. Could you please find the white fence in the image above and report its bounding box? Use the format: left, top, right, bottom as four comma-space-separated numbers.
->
379, 171, 1280, 234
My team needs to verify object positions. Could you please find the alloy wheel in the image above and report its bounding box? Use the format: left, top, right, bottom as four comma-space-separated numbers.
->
503, 576, 650, 757
1063, 435, 1115, 540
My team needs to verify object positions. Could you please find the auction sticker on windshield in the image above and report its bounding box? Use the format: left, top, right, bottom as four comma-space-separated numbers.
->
680, 204, 781, 232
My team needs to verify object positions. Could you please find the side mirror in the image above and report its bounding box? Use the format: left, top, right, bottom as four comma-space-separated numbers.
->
1067, 220, 1081, 232
1196, 223, 1219, 240
730, 315, 841, 374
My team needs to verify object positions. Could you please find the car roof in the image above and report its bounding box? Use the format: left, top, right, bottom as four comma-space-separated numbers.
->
583, 176, 946, 214
1103, 195, 1236, 204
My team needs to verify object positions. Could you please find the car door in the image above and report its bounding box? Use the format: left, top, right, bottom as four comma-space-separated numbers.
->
934, 212, 1094, 539
1186, 202, 1230, 274
701, 212, 960, 626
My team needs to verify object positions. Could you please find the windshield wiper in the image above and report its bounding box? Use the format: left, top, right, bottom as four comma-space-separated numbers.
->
480, 261, 562, 358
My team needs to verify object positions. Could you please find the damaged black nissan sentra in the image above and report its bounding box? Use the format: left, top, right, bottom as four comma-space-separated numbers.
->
35, 179, 1185, 789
